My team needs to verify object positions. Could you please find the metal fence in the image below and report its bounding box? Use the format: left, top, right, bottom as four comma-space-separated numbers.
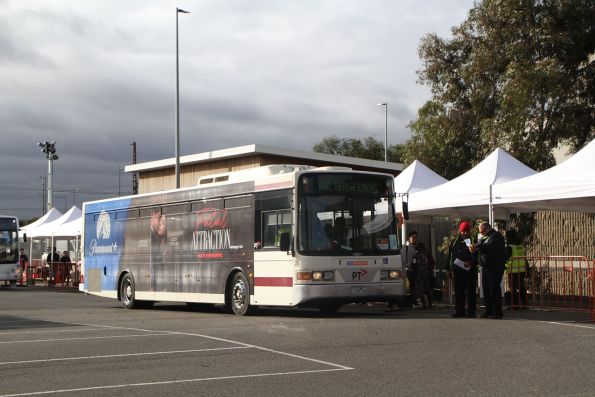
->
506, 256, 595, 320
20, 259, 80, 288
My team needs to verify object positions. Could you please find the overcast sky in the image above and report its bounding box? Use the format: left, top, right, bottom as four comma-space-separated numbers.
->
0, 0, 474, 220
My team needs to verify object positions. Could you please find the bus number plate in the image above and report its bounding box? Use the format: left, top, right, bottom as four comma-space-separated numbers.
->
351, 287, 367, 296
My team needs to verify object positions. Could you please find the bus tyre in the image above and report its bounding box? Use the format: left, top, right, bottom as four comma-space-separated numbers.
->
120, 273, 139, 309
227, 272, 250, 316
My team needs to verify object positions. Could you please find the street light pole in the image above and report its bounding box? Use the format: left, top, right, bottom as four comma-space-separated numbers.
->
118, 166, 123, 197
377, 102, 388, 162
38, 141, 58, 211
175, 7, 190, 189
40, 176, 46, 215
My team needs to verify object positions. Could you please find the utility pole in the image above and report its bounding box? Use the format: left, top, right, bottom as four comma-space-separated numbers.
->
40, 176, 46, 215
118, 166, 123, 197
38, 141, 58, 212
175, 7, 190, 189
131, 142, 138, 195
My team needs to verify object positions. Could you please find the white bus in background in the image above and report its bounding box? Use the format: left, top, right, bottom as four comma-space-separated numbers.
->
0, 216, 22, 285
81, 165, 405, 315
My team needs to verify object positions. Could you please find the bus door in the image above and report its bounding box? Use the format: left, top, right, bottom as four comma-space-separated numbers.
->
253, 210, 294, 306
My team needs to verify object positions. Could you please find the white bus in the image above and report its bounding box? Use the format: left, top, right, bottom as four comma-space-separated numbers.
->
0, 216, 21, 285
81, 165, 405, 314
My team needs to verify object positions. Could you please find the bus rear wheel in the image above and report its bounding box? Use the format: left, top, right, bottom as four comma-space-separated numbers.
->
226, 272, 250, 316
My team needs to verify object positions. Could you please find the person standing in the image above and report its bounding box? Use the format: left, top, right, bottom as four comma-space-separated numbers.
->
404, 231, 418, 302
447, 221, 477, 318
474, 222, 507, 319
505, 230, 527, 307
59, 251, 72, 286
385, 230, 417, 312
412, 243, 433, 309
19, 248, 29, 284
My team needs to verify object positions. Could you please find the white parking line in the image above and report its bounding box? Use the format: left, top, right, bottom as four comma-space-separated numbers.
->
0, 332, 176, 344
0, 317, 354, 396
169, 330, 354, 370
542, 321, 595, 330
57, 320, 354, 371
0, 346, 250, 366
0, 368, 349, 397
0, 328, 109, 336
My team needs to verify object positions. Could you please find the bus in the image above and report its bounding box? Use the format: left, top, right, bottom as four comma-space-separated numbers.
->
0, 216, 21, 285
81, 165, 405, 314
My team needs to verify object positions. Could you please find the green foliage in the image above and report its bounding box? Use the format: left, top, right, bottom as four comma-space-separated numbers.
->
20, 217, 39, 227
405, 0, 594, 177
313, 135, 405, 163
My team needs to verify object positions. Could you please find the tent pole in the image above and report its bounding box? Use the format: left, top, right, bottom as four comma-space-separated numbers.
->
489, 184, 494, 226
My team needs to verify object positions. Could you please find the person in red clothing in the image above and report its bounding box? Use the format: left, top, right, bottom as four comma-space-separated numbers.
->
447, 221, 477, 318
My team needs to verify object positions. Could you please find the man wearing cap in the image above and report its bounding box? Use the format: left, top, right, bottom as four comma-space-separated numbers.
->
447, 221, 477, 318
473, 222, 507, 319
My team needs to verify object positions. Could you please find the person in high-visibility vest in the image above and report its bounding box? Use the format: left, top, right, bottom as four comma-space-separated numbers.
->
505, 230, 527, 307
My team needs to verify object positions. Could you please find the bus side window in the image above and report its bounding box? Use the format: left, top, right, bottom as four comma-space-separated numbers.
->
254, 190, 292, 249
262, 210, 291, 248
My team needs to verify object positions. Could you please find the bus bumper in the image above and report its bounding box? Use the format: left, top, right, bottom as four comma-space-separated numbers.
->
293, 281, 405, 307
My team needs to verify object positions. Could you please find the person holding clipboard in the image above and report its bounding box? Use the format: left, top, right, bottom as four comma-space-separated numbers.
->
447, 221, 477, 318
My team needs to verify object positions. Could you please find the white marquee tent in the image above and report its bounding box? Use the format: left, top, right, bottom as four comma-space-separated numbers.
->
19, 207, 62, 235
28, 206, 82, 238
408, 148, 537, 221
394, 160, 449, 245
394, 160, 448, 194
493, 140, 595, 213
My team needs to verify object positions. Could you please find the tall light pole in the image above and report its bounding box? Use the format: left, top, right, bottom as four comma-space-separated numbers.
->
38, 141, 58, 211
118, 166, 123, 197
72, 188, 79, 208
40, 176, 46, 215
377, 102, 388, 162
175, 7, 190, 189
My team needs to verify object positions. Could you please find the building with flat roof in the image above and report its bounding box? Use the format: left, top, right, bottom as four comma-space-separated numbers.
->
125, 144, 403, 194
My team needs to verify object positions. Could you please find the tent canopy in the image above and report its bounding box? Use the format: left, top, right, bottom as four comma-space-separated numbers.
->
408, 148, 536, 218
493, 140, 595, 213
394, 160, 448, 194
51, 218, 82, 237
28, 206, 82, 238
19, 207, 63, 235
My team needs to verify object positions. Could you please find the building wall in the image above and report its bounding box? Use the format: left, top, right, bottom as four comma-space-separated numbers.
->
528, 210, 595, 260
138, 155, 400, 194
138, 155, 264, 193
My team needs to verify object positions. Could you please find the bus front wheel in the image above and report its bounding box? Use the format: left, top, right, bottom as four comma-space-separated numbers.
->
226, 272, 250, 316
120, 273, 139, 309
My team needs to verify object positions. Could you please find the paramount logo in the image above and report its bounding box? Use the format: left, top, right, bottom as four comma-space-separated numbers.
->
88, 239, 118, 256
96, 211, 111, 240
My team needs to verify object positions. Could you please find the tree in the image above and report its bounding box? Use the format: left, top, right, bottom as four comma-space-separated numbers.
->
313, 135, 405, 163
405, 0, 594, 178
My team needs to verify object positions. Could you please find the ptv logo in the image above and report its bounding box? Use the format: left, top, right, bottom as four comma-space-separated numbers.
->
352, 269, 368, 280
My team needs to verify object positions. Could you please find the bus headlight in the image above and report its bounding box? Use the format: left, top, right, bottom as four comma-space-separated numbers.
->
301, 271, 334, 281
381, 270, 401, 280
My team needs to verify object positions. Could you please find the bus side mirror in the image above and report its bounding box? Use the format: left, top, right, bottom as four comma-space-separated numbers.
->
23, 233, 27, 243
279, 232, 291, 252
402, 202, 409, 220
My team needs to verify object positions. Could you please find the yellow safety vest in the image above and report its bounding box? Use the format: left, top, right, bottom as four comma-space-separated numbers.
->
505, 244, 526, 273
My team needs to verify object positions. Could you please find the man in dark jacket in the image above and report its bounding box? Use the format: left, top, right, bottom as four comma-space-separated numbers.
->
448, 221, 477, 318
474, 222, 507, 319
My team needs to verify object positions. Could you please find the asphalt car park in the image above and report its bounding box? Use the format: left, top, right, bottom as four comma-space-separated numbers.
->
0, 288, 594, 396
